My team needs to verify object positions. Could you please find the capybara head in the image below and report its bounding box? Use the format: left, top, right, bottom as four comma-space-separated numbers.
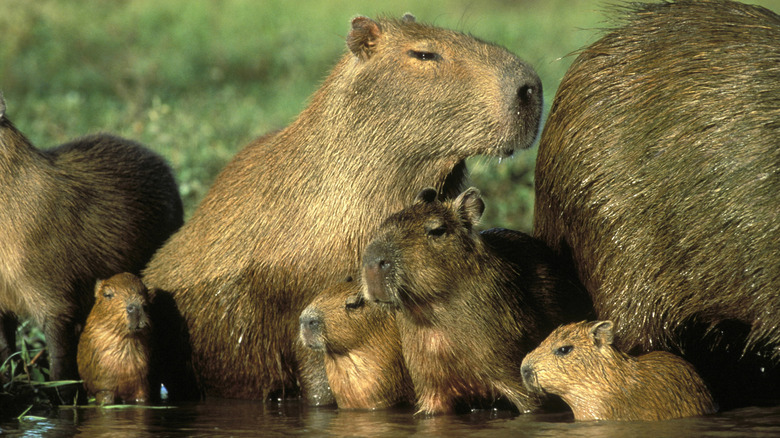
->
362, 187, 485, 312
299, 277, 413, 409
93, 273, 151, 334
340, 14, 543, 159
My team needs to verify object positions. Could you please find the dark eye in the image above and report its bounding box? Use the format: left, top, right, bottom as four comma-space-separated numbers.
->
345, 294, 364, 310
102, 292, 114, 300
426, 225, 447, 237
408, 50, 440, 61
554, 345, 574, 356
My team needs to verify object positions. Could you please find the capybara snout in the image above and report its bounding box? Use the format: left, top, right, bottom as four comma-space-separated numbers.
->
362, 245, 397, 305
299, 307, 325, 351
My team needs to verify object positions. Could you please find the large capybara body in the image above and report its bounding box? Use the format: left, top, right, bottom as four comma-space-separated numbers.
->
0, 96, 182, 392
78, 273, 152, 405
521, 320, 717, 421
299, 277, 414, 409
143, 14, 543, 402
533, 0, 779, 403
362, 187, 589, 415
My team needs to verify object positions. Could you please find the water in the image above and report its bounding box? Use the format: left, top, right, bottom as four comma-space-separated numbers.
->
2, 400, 779, 437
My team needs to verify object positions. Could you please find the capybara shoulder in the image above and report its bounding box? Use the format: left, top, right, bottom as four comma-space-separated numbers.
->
143, 13, 542, 402
521, 320, 717, 421
362, 187, 584, 414
299, 277, 413, 409
78, 273, 151, 405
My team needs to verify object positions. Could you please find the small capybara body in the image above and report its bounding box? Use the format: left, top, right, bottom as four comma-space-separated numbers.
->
533, 0, 780, 401
521, 320, 717, 421
143, 14, 543, 402
362, 187, 589, 415
0, 96, 182, 390
78, 273, 152, 405
299, 277, 414, 409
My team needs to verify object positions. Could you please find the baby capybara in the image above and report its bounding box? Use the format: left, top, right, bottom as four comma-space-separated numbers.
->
78, 273, 152, 405
299, 277, 414, 409
143, 14, 543, 402
0, 95, 182, 393
362, 187, 589, 415
521, 320, 717, 421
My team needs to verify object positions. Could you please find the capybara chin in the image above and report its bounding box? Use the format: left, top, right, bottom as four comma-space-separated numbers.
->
532, 0, 779, 406
362, 187, 589, 415
299, 277, 414, 410
142, 13, 543, 402
521, 320, 717, 421
78, 273, 152, 405
0, 94, 182, 396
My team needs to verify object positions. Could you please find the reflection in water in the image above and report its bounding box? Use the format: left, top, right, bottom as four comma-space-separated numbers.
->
1, 400, 779, 437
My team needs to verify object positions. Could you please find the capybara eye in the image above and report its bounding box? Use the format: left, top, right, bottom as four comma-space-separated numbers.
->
555, 345, 574, 356
426, 225, 447, 238
407, 50, 440, 61
102, 292, 114, 300
345, 294, 365, 310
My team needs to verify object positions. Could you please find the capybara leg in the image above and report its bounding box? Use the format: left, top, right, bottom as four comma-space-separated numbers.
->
44, 317, 82, 404
95, 390, 116, 406
296, 343, 335, 406
133, 386, 150, 404
0, 313, 18, 382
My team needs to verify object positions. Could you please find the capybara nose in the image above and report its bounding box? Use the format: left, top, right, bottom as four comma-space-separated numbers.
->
521, 364, 534, 383
299, 308, 323, 335
126, 303, 140, 315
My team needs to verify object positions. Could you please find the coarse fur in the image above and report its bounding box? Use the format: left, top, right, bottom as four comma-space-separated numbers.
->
143, 14, 543, 402
0, 95, 182, 394
299, 277, 414, 409
78, 273, 152, 405
533, 0, 780, 402
362, 187, 589, 415
521, 320, 717, 421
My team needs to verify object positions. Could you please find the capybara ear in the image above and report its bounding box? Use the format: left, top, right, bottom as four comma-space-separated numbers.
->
401, 13, 416, 23
453, 187, 485, 227
347, 16, 383, 60
414, 187, 438, 204
94, 279, 106, 298
0, 91, 5, 119
590, 320, 615, 348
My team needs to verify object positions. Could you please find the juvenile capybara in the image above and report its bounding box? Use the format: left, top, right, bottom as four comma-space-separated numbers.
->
521, 320, 717, 421
77, 273, 151, 405
533, 0, 780, 403
362, 187, 589, 415
143, 14, 543, 402
0, 95, 182, 393
299, 277, 414, 410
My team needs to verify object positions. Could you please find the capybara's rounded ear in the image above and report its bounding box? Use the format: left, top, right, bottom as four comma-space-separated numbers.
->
94, 279, 106, 298
590, 320, 615, 348
414, 187, 438, 204
0, 91, 6, 119
453, 187, 484, 227
347, 16, 383, 60
401, 13, 416, 23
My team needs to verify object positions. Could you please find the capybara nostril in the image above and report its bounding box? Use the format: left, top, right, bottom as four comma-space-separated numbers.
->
126, 303, 140, 315
517, 83, 536, 106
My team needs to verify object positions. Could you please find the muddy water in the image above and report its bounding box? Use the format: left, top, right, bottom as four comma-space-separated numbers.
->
2, 400, 779, 437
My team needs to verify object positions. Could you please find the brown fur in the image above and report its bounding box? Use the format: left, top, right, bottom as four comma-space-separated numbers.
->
522, 320, 718, 421
78, 273, 151, 405
142, 14, 543, 402
532, 0, 780, 405
0, 95, 182, 392
299, 277, 414, 409
361, 187, 589, 415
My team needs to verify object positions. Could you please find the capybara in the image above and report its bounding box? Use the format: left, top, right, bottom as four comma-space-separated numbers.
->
299, 276, 414, 409
78, 273, 152, 405
362, 187, 589, 414
533, 0, 780, 403
521, 320, 717, 421
0, 95, 182, 394
142, 14, 543, 402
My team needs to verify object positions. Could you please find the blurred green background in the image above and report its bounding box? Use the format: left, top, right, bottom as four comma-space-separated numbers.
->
1, 0, 778, 232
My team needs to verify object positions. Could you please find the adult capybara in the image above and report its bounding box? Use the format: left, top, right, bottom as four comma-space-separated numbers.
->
78, 273, 152, 405
299, 277, 414, 410
0, 95, 182, 395
533, 0, 780, 403
521, 320, 717, 421
362, 187, 589, 414
143, 14, 543, 402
